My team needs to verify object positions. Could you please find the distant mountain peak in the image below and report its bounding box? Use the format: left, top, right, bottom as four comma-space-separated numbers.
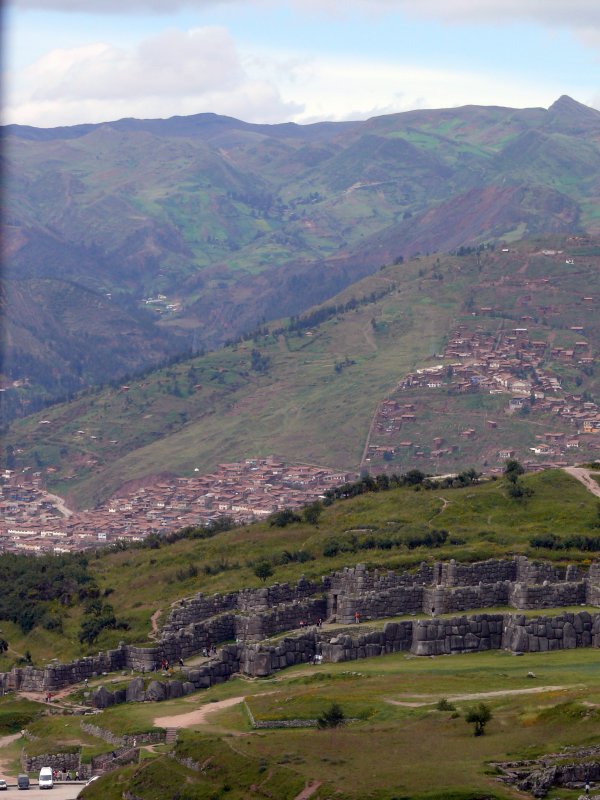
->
548, 94, 600, 121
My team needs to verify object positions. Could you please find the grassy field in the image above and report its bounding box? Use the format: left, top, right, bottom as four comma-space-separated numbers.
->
65, 646, 600, 799
3, 467, 600, 797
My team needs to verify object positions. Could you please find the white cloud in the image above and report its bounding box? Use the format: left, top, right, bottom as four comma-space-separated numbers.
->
8, 0, 240, 11
274, 56, 572, 124
5, 26, 302, 126
9, 0, 599, 27
301, 0, 600, 28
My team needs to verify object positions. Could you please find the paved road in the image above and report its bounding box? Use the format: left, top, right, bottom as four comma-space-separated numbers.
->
1, 784, 85, 798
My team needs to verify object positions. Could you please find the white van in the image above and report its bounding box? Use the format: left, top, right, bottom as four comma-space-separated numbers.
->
38, 767, 53, 789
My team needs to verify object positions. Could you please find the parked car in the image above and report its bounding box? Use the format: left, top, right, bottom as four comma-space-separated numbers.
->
17, 773, 30, 789
39, 766, 53, 789
0, 778, 7, 790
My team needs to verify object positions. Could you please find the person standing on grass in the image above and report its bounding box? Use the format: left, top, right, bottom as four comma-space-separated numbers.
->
355, 610, 360, 624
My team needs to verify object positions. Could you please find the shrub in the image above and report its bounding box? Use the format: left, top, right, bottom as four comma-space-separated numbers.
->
465, 703, 492, 736
254, 561, 274, 583
317, 703, 345, 729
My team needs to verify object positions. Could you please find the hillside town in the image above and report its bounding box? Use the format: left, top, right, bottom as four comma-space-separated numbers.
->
367, 315, 599, 470
0, 457, 354, 555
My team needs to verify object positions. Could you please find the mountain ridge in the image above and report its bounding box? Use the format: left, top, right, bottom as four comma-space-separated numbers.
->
4, 96, 600, 419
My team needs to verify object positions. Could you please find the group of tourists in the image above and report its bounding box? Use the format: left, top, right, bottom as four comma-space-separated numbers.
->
52, 769, 81, 781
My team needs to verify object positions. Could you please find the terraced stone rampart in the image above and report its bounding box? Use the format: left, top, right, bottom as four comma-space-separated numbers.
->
2, 557, 600, 694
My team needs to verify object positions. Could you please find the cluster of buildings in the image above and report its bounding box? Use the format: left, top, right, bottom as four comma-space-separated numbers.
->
367, 319, 599, 468
0, 458, 353, 555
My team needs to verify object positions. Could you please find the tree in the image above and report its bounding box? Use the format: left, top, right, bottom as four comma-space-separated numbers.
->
317, 703, 345, 729
503, 459, 524, 483
465, 703, 492, 736
404, 469, 426, 486
254, 561, 274, 583
303, 501, 323, 526
269, 508, 301, 527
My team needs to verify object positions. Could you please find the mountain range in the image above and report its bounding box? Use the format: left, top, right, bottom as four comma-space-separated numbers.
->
3, 95, 600, 419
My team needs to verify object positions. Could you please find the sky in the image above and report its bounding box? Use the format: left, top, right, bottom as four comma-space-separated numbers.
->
4, 0, 600, 128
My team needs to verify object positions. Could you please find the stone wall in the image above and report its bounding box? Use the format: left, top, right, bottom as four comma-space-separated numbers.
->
515, 556, 568, 585
235, 598, 328, 641
1, 557, 599, 695
509, 581, 587, 610
22, 751, 82, 774
91, 747, 139, 775
410, 614, 504, 656
241, 633, 316, 678
0, 646, 128, 693
502, 612, 599, 653
335, 585, 423, 624
162, 577, 324, 636
74, 609, 600, 708
429, 582, 510, 615
439, 559, 517, 587
321, 622, 413, 663
244, 701, 318, 729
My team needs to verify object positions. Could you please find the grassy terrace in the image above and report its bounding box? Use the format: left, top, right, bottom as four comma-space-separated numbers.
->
0, 469, 598, 669
70, 646, 600, 800
2, 468, 599, 798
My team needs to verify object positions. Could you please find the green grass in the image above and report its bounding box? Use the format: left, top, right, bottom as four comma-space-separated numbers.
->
24, 715, 111, 761
0, 696, 44, 734
67, 646, 600, 799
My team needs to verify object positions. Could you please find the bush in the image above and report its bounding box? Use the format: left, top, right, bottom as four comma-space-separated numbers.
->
175, 563, 198, 581
269, 509, 301, 527
254, 561, 274, 583
317, 703, 345, 729
465, 703, 492, 736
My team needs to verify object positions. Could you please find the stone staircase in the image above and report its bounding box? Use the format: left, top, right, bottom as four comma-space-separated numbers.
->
165, 728, 178, 745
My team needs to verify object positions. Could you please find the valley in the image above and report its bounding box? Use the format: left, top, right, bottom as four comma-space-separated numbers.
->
2, 95, 600, 800
3, 96, 600, 417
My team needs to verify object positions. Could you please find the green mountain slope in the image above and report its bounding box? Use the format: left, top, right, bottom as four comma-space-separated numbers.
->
6, 236, 600, 509
4, 97, 600, 416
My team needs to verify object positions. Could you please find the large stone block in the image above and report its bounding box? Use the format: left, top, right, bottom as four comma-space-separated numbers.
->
145, 681, 167, 702
126, 677, 146, 703
91, 686, 114, 709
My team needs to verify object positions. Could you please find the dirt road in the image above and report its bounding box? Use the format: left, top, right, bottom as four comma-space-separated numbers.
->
386, 684, 575, 707
154, 696, 244, 728
564, 466, 600, 498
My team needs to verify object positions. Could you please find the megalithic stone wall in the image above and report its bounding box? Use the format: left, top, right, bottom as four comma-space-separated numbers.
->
1, 558, 600, 694
410, 614, 505, 656
502, 611, 599, 652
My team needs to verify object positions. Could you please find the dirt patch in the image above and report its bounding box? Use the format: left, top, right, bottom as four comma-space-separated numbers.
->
0, 733, 22, 778
149, 609, 162, 639
294, 781, 323, 799
154, 696, 245, 729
